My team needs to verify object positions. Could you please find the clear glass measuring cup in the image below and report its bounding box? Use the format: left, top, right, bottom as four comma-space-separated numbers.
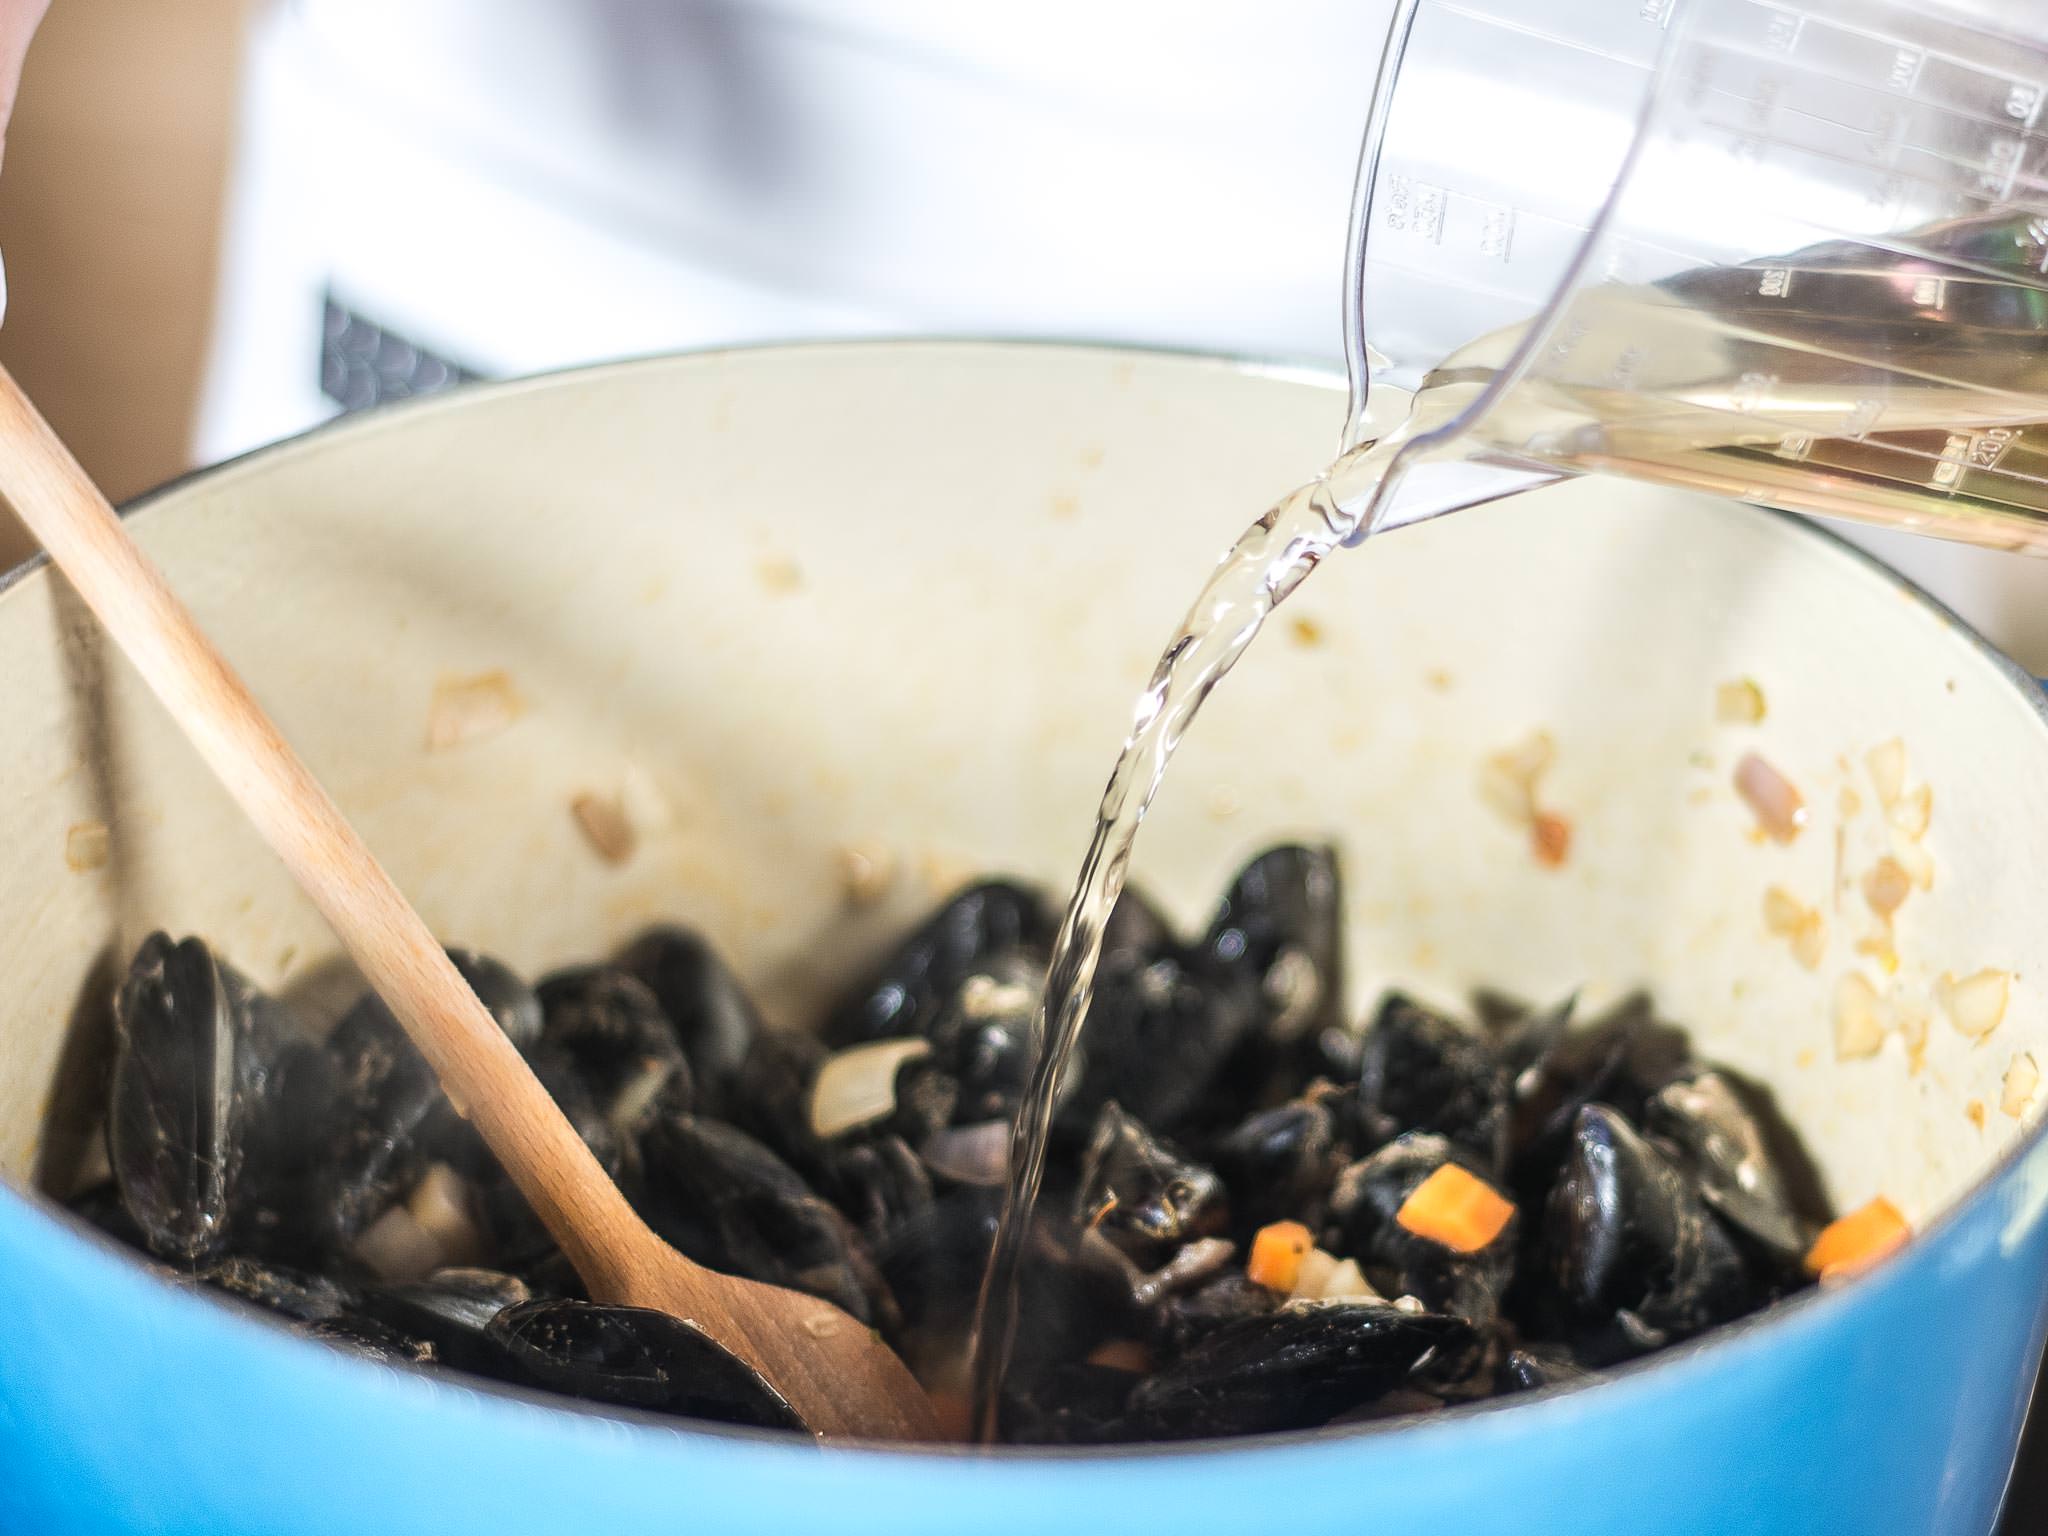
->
1345, 0, 2048, 551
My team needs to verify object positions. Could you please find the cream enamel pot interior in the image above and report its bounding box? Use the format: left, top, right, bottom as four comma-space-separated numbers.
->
1, 341, 2045, 1536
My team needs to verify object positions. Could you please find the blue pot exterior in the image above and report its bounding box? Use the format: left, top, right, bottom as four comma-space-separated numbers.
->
3, 1131, 2044, 1536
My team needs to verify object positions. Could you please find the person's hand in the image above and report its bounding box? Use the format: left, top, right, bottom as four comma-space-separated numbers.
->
0, 0, 49, 175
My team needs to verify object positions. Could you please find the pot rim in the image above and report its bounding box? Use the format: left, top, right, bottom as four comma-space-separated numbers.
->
6, 335, 2044, 1461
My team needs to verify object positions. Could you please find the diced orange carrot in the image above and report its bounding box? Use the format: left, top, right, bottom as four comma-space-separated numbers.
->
1085, 1339, 1154, 1374
1396, 1164, 1516, 1253
1805, 1195, 1910, 1282
1247, 1220, 1314, 1291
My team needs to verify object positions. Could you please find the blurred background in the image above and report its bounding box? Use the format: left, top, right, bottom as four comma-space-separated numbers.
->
6, 0, 2048, 674
0, 0, 2041, 1519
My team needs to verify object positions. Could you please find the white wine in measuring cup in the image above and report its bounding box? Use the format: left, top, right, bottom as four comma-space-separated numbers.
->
1392, 210, 2048, 550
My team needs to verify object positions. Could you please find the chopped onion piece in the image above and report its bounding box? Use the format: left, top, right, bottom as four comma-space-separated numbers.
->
959, 972, 1039, 1021
1479, 730, 1554, 826
65, 821, 109, 873
836, 843, 897, 908
426, 670, 523, 751
1763, 887, 1825, 968
919, 1120, 1010, 1186
570, 792, 635, 864
1887, 784, 1933, 840
353, 1205, 440, 1282
1313, 1258, 1379, 1302
1892, 990, 1931, 1061
1888, 828, 1935, 891
1937, 969, 2010, 1041
1834, 973, 1884, 1061
1715, 678, 1767, 724
353, 1167, 483, 1283
1791, 913, 1827, 971
1853, 931, 1899, 976
1735, 753, 1807, 843
1291, 1246, 1341, 1301
1866, 738, 1907, 806
808, 1037, 931, 1139
1763, 886, 1807, 933
2002, 1053, 2040, 1118
406, 1164, 484, 1267
1861, 857, 1911, 919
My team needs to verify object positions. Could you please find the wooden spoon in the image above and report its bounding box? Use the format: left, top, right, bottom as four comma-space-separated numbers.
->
0, 367, 940, 1443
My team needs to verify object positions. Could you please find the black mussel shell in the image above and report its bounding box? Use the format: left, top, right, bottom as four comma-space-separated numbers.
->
311, 948, 540, 1247
1196, 845, 1345, 1045
536, 965, 693, 1134
306, 1310, 436, 1364
615, 926, 762, 1114
358, 1267, 532, 1377
1073, 1102, 1223, 1260
885, 1055, 961, 1146
924, 951, 1041, 1125
823, 881, 1055, 1048
1209, 1091, 1347, 1240
823, 1133, 934, 1249
1068, 949, 1255, 1133
640, 1113, 891, 1329
232, 1032, 340, 1259
1000, 1361, 1142, 1446
1509, 994, 1694, 1204
68, 1179, 147, 1250
1197, 845, 1345, 1100
319, 953, 547, 1252
1124, 1302, 1477, 1439
1497, 1344, 1593, 1395
201, 1254, 359, 1324
110, 934, 280, 1263
1101, 886, 1175, 970
1484, 993, 1577, 1084
1541, 1104, 1754, 1363
1646, 1071, 1814, 1267
1357, 994, 1509, 1176
1148, 1272, 1281, 1355
488, 1299, 805, 1432
722, 1027, 831, 1182
1004, 1228, 1134, 1386
874, 1187, 1001, 1338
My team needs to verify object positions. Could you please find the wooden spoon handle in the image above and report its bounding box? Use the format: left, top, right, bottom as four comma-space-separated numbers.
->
0, 366, 651, 1295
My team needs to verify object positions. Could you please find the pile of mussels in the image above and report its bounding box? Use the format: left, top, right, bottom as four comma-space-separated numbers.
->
66, 846, 1826, 1443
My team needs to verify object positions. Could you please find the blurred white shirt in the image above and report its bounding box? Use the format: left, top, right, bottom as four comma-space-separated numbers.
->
201, 0, 1393, 458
